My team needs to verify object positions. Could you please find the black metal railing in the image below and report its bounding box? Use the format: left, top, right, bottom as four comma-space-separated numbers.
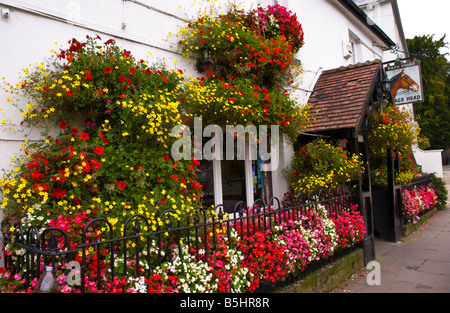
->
1, 186, 360, 293
409, 173, 433, 189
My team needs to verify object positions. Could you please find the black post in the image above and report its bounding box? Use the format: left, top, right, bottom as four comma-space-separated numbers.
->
386, 148, 403, 242
386, 148, 395, 241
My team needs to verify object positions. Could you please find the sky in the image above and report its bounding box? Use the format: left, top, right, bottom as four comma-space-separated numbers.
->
397, 0, 450, 56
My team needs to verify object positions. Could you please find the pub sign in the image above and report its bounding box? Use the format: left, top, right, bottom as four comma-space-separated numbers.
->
385, 60, 424, 105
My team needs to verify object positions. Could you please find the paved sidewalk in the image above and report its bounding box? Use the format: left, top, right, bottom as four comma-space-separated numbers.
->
332, 208, 450, 293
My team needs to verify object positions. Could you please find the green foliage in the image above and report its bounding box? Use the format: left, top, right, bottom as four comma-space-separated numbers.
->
182, 76, 310, 141
407, 34, 450, 150
430, 173, 448, 210
368, 104, 421, 187
285, 139, 363, 195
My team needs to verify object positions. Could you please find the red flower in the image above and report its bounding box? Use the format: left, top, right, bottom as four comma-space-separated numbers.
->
84, 70, 93, 80
115, 180, 127, 190
119, 75, 126, 82
80, 132, 89, 141
33, 183, 49, 192
129, 67, 136, 73
71, 128, 79, 136
120, 93, 125, 99
59, 121, 68, 129
93, 147, 104, 155
98, 132, 110, 145
157, 177, 162, 183
51, 188, 67, 199
31, 170, 44, 181
25, 161, 39, 169
90, 159, 101, 171
103, 67, 113, 74
163, 155, 170, 161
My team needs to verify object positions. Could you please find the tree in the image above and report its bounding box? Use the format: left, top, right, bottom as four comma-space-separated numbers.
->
407, 34, 450, 150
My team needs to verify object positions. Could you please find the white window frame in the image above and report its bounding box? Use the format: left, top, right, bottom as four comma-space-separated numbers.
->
212, 140, 276, 210
349, 30, 363, 64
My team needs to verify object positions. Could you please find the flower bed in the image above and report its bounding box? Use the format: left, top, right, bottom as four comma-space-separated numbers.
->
401, 185, 438, 224
1, 203, 366, 293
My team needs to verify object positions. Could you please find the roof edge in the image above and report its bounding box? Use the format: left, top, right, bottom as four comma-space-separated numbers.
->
391, 0, 408, 51
354, 63, 382, 134
337, 0, 396, 47
321, 58, 382, 75
307, 59, 383, 135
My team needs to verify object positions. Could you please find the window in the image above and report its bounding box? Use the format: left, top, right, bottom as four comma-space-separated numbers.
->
221, 139, 247, 212
197, 138, 274, 213
349, 31, 363, 64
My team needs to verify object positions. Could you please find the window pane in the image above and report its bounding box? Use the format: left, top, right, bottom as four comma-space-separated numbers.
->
221, 133, 247, 212
221, 159, 246, 213
196, 160, 214, 208
252, 159, 273, 207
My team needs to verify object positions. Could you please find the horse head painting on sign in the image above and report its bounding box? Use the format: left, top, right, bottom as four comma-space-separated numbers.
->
389, 69, 420, 99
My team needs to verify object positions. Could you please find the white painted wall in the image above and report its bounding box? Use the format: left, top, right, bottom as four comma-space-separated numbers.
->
413, 146, 444, 178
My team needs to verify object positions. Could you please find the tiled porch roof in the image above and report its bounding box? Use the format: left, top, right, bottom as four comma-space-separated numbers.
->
307, 59, 382, 133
